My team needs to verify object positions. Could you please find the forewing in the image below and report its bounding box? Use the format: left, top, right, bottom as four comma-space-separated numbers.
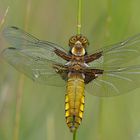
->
86, 65, 140, 97
89, 34, 140, 68
2, 26, 68, 86
3, 26, 67, 64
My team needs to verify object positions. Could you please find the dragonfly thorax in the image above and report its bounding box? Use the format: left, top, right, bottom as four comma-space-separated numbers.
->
71, 44, 86, 56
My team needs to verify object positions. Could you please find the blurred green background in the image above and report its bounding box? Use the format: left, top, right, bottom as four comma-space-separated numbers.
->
0, 0, 140, 140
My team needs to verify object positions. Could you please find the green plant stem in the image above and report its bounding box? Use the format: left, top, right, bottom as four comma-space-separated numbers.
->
13, 75, 24, 140
73, 131, 77, 140
0, 6, 9, 31
77, 0, 82, 34
13, 1, 31, 140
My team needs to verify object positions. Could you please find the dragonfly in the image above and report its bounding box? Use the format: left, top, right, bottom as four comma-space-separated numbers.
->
2, 26, 140, 132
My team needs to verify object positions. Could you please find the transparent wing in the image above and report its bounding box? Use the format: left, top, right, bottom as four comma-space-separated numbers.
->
2, 48, 67, 86
2, 26, 68, 86
3, 26, 67, 64
89, 34, 140, 68
86, 65, 140, 97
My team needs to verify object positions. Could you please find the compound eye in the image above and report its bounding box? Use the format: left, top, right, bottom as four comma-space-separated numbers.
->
69, 36, 77, 47
70, 36, 77, 43
80, 37, 87, 43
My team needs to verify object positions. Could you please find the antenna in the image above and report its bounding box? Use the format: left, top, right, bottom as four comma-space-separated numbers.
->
77, 0, 82, 35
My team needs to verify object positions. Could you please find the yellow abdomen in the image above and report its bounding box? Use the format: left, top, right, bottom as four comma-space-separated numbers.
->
65, 75, 85, 132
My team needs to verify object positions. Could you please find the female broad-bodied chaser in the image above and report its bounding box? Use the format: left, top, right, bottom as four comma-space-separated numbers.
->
2, 26, 140, 132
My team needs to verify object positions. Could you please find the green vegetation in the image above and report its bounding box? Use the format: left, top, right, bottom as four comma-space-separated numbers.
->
0, 0, 140, 140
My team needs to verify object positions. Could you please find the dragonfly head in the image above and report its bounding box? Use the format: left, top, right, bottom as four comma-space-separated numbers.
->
69, 35, 89, 56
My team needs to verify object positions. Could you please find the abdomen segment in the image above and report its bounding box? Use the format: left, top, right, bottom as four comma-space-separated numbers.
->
65, 74, 85, 132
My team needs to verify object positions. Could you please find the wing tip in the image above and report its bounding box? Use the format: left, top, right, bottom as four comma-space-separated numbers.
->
3, 26, 19, 35
10, 26, 19, 30
1, 47, 16, 58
